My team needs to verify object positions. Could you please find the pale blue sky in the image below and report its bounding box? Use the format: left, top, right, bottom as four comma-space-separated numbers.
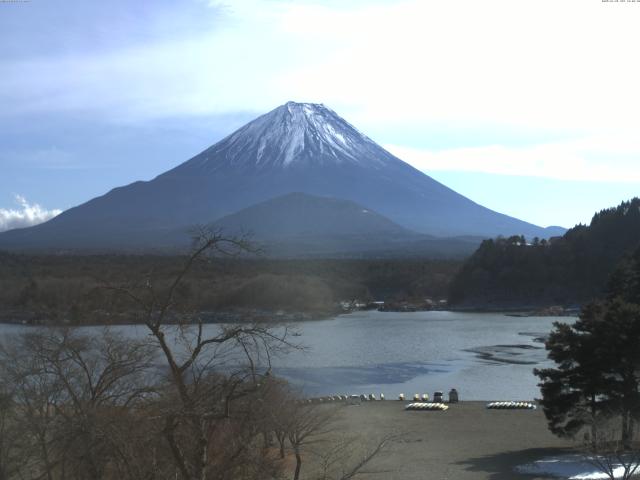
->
1, 0, 639, 231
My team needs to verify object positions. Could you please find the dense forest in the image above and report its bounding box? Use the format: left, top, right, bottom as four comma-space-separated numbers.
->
0, 252, 460, 325
449, 198, 640, 309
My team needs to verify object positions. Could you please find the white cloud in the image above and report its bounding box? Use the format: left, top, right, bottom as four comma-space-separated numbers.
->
386, 133, 640, 183
4, 0, 640, 132
0, 195, 62, 232
261, 0, 640, 132
1, 0, 640, 184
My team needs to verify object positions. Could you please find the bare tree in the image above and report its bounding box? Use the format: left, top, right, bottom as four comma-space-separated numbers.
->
583, 416, 640, 480
0, 328, 157, 480
0, 229, 394, 480
286, 403, 337, 480
1, 330, 67, 480
259, 385, 397, 480
261, 378, 295, 460
107, 228, 297, 480
0, 389, 21, 480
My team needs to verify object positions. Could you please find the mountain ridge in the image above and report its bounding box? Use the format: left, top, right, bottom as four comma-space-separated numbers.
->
0, 102, 565, 252
212, 192, 414, 238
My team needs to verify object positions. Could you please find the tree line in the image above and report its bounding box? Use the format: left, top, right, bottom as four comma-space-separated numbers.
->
449, 198, 640, 308
0, 251, 460, 325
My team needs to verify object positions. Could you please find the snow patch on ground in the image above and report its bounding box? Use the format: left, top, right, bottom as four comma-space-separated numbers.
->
516, 454, 640, 479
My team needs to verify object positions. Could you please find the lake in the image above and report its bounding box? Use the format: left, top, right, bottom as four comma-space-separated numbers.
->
0, 310, 569, 401
269, 310, 563, 400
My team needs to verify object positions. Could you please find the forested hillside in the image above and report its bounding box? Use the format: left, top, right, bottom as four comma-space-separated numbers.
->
449, 198, 640, 308
0, 253, 460, 325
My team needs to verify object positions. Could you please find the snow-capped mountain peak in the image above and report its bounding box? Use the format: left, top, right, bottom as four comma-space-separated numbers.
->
0, 101, 562, 252
183, 101, 391, 172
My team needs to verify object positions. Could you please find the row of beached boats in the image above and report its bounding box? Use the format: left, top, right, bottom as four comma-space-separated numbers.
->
405, 402, 449, 411
303, 391, 452, 403
304, 393, 386, 403
302, 395, 537, 411
486, 401, 536, 409
405, 401, 536, 411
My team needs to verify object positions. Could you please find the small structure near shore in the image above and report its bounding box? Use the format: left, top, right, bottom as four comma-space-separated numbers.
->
448, 389, 459, 403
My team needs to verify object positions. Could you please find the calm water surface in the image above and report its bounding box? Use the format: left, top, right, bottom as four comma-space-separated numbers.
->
0, 311, 569, 401
269, 310, 563, 400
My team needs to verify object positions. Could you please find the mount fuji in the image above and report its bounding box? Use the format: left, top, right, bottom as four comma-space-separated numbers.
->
0, 102, 563, 253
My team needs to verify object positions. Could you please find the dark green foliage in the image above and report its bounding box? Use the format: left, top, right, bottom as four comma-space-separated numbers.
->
536, 246, 640, 446
0, 253, 460, 325
450, 198, 640, 308
535, 303, 615, 440
607, 247, 640, 304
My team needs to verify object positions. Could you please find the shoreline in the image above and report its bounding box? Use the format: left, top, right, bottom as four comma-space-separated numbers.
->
448, 305, 580, 317
0, 306, 577, 327
0, 307, 340, 327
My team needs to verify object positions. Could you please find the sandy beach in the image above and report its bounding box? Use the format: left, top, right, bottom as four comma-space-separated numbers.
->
323, 401, 575, 480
